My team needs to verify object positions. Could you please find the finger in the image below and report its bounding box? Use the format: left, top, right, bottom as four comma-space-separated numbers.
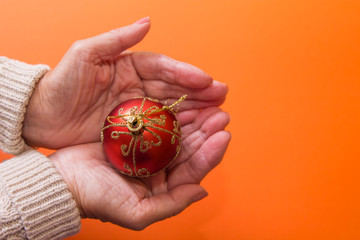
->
70, 17, 151, 61
143, 79, 228, 101
179, 107, 229, 140
135, 184, 207, 230
172, 110, 229, 168
176, 109, 200, 127
167, 108, 229, 178
166, 108, 230, 184
131, 52, 213, 88
167, 131, 231, 189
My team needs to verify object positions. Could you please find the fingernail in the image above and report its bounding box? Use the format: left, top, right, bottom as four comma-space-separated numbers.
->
135, 16, 150, 24
213, 80, 227, 87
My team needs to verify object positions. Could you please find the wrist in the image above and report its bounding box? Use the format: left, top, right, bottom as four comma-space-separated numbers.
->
22, 71, 56, 148
49, 150, 86, 218
0, 57, 49, 154
22, 77, 45, 147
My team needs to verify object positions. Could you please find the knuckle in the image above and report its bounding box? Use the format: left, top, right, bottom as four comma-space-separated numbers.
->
128, 219, 148, 231
124, 212, 149, 231
69, 40, 93, 60
131, 224, 147, 231
70, 40, 86, 52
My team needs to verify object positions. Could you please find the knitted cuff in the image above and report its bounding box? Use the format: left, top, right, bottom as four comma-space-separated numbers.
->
0, 149, 81, 239
0, 57, 50, 155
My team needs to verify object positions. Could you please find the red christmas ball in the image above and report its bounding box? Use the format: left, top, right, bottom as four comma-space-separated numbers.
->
101, 97, 183, 178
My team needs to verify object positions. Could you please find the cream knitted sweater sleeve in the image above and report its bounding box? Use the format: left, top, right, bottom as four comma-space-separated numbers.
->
0, 57, 81, 239
0, 57, 48, 154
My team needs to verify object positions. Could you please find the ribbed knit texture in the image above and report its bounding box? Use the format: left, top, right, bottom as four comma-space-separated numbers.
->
0, 149, 81, 239
0, 57, 81, 239
0, 57, 50, 155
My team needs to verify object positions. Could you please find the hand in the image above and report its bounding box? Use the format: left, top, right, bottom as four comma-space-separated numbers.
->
49, 107, 230, 230
22, 17, 228, 149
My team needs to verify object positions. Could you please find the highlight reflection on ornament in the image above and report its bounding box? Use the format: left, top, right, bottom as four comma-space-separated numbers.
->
101, 96, 186, 178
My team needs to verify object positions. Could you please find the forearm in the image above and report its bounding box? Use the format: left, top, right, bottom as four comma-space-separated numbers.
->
0, 57, 81, 239
0, 57, 49, 154
0, 149, 81, 239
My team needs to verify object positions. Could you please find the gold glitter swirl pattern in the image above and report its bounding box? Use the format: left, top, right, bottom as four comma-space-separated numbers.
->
101, 95, 186, 177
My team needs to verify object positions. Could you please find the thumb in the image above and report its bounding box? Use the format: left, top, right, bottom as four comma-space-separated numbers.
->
72, 17, 151, 60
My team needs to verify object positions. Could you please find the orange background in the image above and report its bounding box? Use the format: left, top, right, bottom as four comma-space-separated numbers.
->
1, 0, 360, 239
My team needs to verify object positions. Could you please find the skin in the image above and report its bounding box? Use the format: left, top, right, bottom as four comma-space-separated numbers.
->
22, 17, 231, 230
22, 17, 227, 149
50, 107, 230, 230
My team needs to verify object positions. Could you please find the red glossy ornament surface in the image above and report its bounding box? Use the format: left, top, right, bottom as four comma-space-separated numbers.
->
101, 97, 182, 177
